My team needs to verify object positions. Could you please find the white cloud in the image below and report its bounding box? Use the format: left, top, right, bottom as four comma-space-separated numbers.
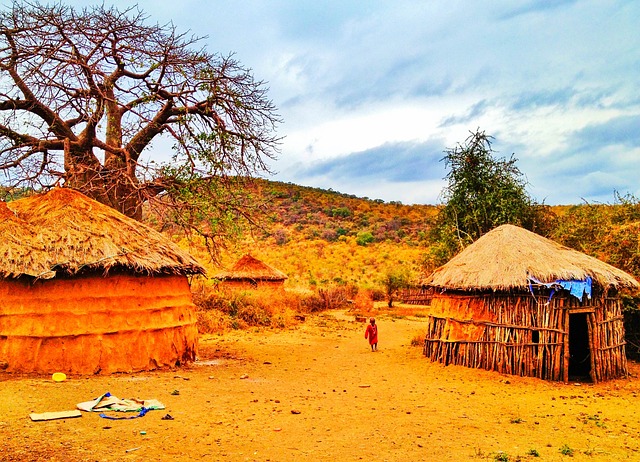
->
58, 1, 640, 204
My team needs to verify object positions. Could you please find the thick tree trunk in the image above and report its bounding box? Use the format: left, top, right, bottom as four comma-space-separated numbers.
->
64, 143, 143, 220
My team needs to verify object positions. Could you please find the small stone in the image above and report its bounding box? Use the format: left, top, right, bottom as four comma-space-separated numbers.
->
240, 374, 249, 379
291, 410, 301, 415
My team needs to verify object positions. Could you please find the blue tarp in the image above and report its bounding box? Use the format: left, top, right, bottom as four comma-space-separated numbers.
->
528, 276, 592, 302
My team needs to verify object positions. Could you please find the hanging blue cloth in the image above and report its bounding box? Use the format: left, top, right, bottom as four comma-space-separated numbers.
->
527, 276, 592, 301
556, 277, 592, 301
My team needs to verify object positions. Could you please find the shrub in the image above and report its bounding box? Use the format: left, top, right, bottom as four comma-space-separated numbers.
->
193, 286, 304, 333
321, 228, 338, 242
196, 309, 233, 333
559, 444, 574, 456
301, 286, 350, 312
273, 228, 289, 245
353, 289, 374, 312
330, 207, 352, 218
237, 305, 271, 326
356, 231, 374, 246
370, 288, 386, 301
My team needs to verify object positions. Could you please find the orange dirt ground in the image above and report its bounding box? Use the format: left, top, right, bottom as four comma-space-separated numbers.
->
2, 310, 640, 461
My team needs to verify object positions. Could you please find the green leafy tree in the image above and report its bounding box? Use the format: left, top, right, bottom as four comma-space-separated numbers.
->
0, 3, 280, 257
381, 268, 410, 308
433, 129, 542, 262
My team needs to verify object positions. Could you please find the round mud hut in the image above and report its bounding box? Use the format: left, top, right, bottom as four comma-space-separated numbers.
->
421, 224, 639, 383
0, 188, 205, 375
214, 254, 287, 290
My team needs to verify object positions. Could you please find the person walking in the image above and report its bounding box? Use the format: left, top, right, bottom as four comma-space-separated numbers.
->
365, 317, 378, 351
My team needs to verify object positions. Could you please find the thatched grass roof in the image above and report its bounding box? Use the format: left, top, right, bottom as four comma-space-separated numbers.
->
2, 188, 204, 278
214, 254, 287, 281
423, 224, 639, 291
0, 202, 56, 279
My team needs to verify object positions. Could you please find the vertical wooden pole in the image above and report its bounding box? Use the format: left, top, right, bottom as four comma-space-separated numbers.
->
587, 312, 597, 384
563, 309, 570, 384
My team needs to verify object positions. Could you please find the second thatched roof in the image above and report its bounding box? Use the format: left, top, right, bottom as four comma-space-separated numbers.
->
2, 188, 205, 279
423, 224, 639, 291
214, 254, 287, 282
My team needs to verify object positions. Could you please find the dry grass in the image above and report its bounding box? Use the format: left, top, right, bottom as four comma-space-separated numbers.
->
192, 282, 387, 334
194, 286, 307, 333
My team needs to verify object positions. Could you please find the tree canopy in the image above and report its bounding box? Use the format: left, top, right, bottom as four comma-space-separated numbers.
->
0, 2, 280, 250
428, 129, 545, 266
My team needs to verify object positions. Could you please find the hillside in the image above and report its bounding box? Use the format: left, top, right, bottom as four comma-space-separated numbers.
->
184, 179, 440, 291
176, 180, 639, 296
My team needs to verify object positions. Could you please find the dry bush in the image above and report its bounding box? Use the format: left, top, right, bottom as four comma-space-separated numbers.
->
197, 309, 235, 333
353, 289, 374, 312
410, 333, 425, 347
193, 285, 303, 334
370, 288, 386, 301
193, 282, 362, 335
300, 286, 350, 312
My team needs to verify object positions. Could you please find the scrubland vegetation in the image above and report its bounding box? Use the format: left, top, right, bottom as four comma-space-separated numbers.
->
176, 179, 640, 358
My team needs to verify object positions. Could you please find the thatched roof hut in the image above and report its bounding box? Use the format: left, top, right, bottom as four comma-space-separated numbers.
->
421, 224, 639, 383
424, 224, 638, 291
0, 188, 205, 374
7, 188, 204, 277
214, 254, 287, 289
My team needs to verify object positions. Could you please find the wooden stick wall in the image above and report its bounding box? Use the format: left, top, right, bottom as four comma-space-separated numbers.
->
422, 289, 627, 382
401, 287, 434, 305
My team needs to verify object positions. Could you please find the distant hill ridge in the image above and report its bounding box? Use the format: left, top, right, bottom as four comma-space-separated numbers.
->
249, 179, 440, 245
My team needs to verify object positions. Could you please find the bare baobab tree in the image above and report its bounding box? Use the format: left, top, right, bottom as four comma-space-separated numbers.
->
0, 2, 280, 254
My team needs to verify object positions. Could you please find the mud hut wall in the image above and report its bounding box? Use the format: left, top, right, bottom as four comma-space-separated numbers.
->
0, 274, 198, 374
423, 292, 568, 380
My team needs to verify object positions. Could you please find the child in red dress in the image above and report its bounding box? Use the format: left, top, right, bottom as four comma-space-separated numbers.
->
365, 317, 378, 351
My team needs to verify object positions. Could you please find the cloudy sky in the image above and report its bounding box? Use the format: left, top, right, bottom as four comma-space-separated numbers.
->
70, 0, 639, 205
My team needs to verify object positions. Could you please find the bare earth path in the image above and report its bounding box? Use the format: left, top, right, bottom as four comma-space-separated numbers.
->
2, 310, 640, 461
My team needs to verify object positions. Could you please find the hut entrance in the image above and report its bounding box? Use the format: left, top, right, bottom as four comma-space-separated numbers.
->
568, 313, 592, 381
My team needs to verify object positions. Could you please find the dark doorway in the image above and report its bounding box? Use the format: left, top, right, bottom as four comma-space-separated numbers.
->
569, 313, 591, 381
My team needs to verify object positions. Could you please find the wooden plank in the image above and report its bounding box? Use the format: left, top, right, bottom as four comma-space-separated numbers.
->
568, 307, 595, 314
587, 312, 597, 384
29, 410, 82, 421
